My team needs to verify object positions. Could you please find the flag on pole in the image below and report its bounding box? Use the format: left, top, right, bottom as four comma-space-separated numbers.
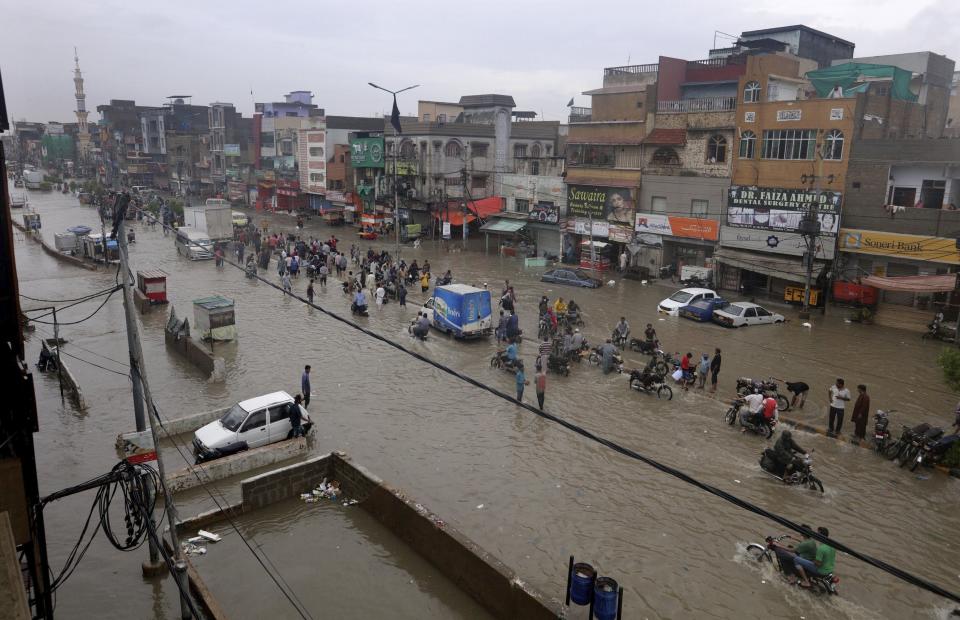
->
390, 95, 402, 134
566, 97, 574, 107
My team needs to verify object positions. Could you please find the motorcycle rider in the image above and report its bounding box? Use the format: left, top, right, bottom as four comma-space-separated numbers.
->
505, 311, 520, 341
553, 297, 568, 317
567, 299, 580, 321
740, 391, 764, 428
795, 526, 837, 589
411, 312, 430, 339
569, 328, 585, 361
644, 323, 657, 343
353, 288, 368, 314
772, 430, 807, 478
613, 317, 630, 346
770, 525, 818, 579
599, 338, 618, 374
503, 339, 520, 370
538, 295, 550, 317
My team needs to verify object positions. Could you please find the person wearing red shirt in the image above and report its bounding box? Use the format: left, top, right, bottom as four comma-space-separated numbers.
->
762, 395, 778, 422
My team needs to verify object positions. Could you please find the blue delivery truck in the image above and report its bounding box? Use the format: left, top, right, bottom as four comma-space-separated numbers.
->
425, 284, 493, 339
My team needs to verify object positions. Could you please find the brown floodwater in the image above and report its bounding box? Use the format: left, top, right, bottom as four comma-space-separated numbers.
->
16, 189, 960, 619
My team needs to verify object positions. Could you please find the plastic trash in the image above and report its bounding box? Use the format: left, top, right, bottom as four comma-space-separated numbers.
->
198, 530, 221, 543
476, 504, 485, 509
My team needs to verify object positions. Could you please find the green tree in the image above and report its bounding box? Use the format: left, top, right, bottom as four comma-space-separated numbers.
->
937, 348, 960, 392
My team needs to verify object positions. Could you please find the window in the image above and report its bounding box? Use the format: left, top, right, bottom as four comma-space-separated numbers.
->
149, 120, 158, 132
824, 129, 844, 161
739, 130, 756, 159
241, 410, 266, 432
515, 198, 530, 213
921, 180, 946, 209
546, 145, 552, 155
423, 113, 430, 122
567, 144, 615, 167
444, 141, 462, 158
707, 136, 727, 163
286, 111, 298, 117
309, 147, 324, 157
651, 147, 679, 165
743, 81, 761, 103
651, 196, 667, 213
280, 140, 294, 156
529, 161, 540, 175
530, 144, 541, 158
269, 406, 290, 424
261, 134, 275, 148
339, 154, 345, 163
400, 141, 416, 159
310, 173, 324, 182
437, 113, 447, 124
761, 129, 816, 160
615, 146, 642, 169
471, 176, 486, 190
756, 307, 771, 317
514, 144, 527, 158
471, 142, 488, 157
691, 199, 709, 219
444, 176, 460, 187
744, 308, 757, 318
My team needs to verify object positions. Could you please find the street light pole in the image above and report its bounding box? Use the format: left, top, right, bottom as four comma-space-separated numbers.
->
368, 82, 419, 264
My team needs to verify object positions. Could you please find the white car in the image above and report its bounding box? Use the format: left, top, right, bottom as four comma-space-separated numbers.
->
658, 288, 718, 316
712, 302, 785, 327
192, 391, 311, 462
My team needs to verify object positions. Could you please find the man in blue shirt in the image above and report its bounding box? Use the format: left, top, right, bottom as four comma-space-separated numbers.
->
506, 340, 519, 362
353, 289, 368, 313
301, 365, 311, 408
505, 311, 520, 340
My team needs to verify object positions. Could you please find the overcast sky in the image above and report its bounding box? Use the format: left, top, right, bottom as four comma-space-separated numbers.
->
3, 0, 958, 127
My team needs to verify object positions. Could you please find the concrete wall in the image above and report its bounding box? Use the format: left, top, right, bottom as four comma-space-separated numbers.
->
591, 90, 649, 122
167, 437, 308, 493
164, 329, 220, 377
638, 174, 729, 219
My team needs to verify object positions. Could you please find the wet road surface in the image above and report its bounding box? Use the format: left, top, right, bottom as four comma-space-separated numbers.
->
16, 189, 960, 619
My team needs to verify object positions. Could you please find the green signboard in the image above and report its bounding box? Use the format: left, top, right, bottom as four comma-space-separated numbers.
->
350, 137, 385, 168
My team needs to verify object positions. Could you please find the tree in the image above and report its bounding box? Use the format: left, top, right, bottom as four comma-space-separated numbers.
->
937, 348, 960, 392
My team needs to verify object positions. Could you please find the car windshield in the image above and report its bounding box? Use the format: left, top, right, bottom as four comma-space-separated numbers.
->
219, 403, 248, 431
669, 291, 693, 303
573, 270, 590, 279
724, 305, 746, 317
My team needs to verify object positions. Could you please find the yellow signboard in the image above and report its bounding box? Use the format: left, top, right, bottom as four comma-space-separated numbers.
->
837, 228, 960, 265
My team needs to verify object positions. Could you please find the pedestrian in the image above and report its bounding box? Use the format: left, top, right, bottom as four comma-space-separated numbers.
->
784, 381, 810, 409
535, 364, 547, 410
301, 365, 312, 408
282, 272, 292, 293
277, 255, 286, 277
375, 284, 386, 309
515, 361, 528, 402
289, 394, 305, 437
398, 283, 407, 307
495, 310, 506, 344
318, 263, 328, 287
697, 353, 709, 389
538, 335, 552, 370
827, 378, 851, 436
420, 271, 430, 293
851, 384, 870, 441
306, 279, 315, 304
619, 249, 628, 272
709, 348, 722, 393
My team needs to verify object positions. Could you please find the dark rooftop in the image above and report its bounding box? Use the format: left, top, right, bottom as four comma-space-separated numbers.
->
741, 25, 855, 48
458, 94, 516, 108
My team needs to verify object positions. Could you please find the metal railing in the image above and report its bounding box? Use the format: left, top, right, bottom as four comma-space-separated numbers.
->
656, 96, 737, 113
604, 63, 659, 76
568, 106, 592, 123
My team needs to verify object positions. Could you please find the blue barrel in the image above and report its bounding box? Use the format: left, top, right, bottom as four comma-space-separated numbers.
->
593, 577, 619, 620
569, 562, 595, 606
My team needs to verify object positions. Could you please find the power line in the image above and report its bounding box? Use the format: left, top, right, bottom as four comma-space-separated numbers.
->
134, 202, 960, 606
25, 287, 121, 326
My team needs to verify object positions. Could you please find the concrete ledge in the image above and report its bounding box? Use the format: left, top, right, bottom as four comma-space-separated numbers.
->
12, 221, 97, 271
158, 407, 229, 437
161, 538, 229, 620
175, 503, 244, 537
165, 437, 309, 493
133, 288, 168, 314
164, 330, 223, 378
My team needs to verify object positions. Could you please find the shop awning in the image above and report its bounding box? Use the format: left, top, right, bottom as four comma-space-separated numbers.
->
714, 248, 825, 284
861, 274, 957, 293
480, 218, 527, 233
435, 196, 504, 225
581, 240, 610, 249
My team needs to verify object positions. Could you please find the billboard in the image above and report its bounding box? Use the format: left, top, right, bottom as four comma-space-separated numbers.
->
224, 144, 241, 156
566, 184, 635, 225
719, 227, 835, 259
350, 137, 385, 168
635, 214, 719, 241
726, 185, 842, 236
838, 229, 960, 265
528, 203, 559, 224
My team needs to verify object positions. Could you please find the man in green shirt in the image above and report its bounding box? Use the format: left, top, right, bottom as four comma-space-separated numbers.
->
795, 526, 837, 588
771, 525, 816, 579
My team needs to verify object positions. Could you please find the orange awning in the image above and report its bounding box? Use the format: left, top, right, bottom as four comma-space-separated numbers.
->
435, 196, 504, 225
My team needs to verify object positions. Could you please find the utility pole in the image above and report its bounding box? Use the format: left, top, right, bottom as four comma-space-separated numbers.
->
113, 195, 192, 618
798, 133, 826, 319
393, 125, 400, 262
461, 167, 469, 248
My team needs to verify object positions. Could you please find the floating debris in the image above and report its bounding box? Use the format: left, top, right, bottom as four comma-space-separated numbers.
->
182, 542, 206, 556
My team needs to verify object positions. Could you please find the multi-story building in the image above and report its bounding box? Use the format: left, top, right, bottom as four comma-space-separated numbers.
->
254, 91, 322, 179
947, 71, 960, 137
716, 49, 954, 299
296, 116, 327, 206
208, 102, 254, 198
729, 25, 855, 68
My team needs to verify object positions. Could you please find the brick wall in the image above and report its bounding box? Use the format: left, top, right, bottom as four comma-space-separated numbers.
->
240, 454, 332, 511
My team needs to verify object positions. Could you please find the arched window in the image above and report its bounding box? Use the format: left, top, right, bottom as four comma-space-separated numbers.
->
399, 140, 415, 159
743, 81, 761, 103
444, 140, 463, 158
739, 130, 756, 159
652, 147, 679, 165
824, 129, 844, 160
707, 135, 727, 163
530, 143, 542, 158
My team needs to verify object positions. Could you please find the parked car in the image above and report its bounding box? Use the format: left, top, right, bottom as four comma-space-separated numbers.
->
679, 297, 728, 322
712, 302, 785, 327
541, 268, 601, 288
658, 288, 718, 316
192, 391, 311, 462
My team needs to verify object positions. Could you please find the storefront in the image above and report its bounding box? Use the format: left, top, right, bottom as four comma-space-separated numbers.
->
565, 183, 636, 269
526, 202, 562, 257
717, 185, 841, 295
634, 213, 720, 275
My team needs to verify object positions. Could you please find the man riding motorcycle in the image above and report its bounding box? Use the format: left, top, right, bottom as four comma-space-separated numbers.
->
613, 317, 630, 346
352, 289, 368, 314
553, 297, 568, 316
772, 430, 807, 478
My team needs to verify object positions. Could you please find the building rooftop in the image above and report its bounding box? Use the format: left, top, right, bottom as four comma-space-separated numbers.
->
741, 24, 855, 48
326, 116, 384, 131
458, 94, 516, 108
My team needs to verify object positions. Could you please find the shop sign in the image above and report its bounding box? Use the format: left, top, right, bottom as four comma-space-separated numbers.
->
837, 229, 960, 265
224, 144, 241, 156
442, 222, 451, 239
608, 225, 633, 243
727, 185, 841, 236
566, 184, 635, 225
573, 218, 609, 238
776, 109, 802, 121
719, 227, 835, 259
350, 137, 385, 168
528, 203, 559, 224
634, 213, 719, 241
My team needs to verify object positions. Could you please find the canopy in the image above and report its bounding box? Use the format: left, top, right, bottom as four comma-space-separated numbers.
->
434, 197, 504, 225
714, 248, 826, 284
480, 218, 526, 233
806, 63, 918, 102
861, 274, 957, 293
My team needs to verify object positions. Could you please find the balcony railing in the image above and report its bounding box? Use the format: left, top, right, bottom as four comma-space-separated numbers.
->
568, 106, 592, 123
656, 96, 737, 114
604, 63, 659, 76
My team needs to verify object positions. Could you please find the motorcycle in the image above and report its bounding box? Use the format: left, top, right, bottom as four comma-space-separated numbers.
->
871, 409, 895, 454
680, 275, 711, 288
490, 351, 519, 373
546, 353, 571, 377
559, 311, 584, 329
745, 535, 839, 595
538, 317, 557, 341
567, 340, 589, 364
735, 377, 789, 412
627, 368, 672, 400
922, 313, 957, 343
245, 263, 257, 279
898, 425, 943, 468
611, 330, 629, 349
351, 302, 369, 317
628, 338, 659, 355
408, 322, 428, 340
909, 433, 960, 471
759, 450, 825, 493
724, 398, 776, 438
884, 423, 931, 461
587, 346, 623, 373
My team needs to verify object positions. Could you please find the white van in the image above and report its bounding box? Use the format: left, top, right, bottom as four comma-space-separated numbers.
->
175, 226, 214, 260
192, 391, 311, 462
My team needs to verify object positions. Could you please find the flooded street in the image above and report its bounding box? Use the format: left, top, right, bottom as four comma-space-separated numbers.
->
17, 189, 960, 619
